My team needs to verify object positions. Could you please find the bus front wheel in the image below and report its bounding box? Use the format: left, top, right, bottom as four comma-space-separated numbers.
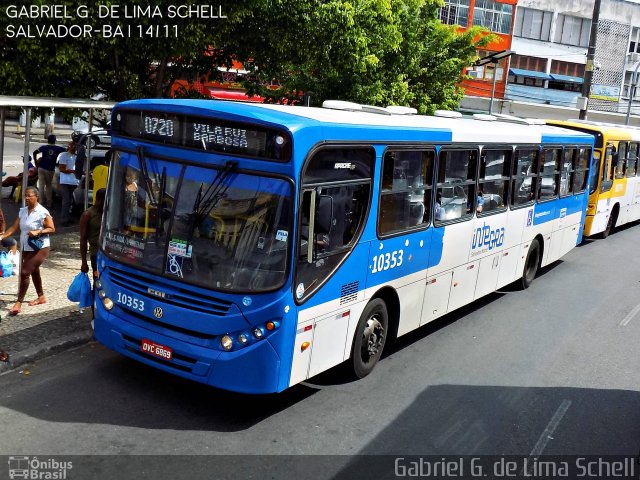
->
351, 299, 388, 379
520, 239, 540, 289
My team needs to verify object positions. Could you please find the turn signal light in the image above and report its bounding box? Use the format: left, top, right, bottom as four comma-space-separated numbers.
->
301, 341, 310, 352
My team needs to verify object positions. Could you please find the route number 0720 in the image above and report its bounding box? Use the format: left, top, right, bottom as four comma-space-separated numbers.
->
371, 250, 404, 273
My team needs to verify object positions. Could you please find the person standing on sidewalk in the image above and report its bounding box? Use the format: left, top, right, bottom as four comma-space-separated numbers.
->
57, 141, 79, 227
80, 188, 105, 317
0, 186, 55, 315
33, 135, 65, 209
80, 188, 105, 278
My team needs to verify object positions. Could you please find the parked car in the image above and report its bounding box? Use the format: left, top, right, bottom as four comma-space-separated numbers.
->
72, 121, 111, 148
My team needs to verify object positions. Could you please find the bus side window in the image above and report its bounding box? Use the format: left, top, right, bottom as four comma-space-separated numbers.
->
511, 149, 538, 208
378, 149, 434, 235
434, 149, 477, 224
601, 145, 615, 193
478, 149, 510, 215
616, 142, 627, 179
627, 143, 639, 177
559, 148, 575, 197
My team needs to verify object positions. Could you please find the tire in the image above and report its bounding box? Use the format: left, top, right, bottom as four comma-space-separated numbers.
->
600, 209, 617, 239
351, 299, 388, 379
520, 239, 540, 289
87, 136, 98, 148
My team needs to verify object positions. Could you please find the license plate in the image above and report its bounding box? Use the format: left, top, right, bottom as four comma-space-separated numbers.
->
141, 338, 173, 360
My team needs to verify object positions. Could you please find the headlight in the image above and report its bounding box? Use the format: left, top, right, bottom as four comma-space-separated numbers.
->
98, 290, 107, 299
238, 333, 249, 345
252, 327, 264, 339
102, 298, 114, 310
95, 279, 102, 289
220, 335, 233, 351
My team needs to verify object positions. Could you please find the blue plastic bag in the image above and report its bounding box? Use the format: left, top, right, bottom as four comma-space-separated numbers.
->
0, 251, 13, 278
68, 272, 93, 308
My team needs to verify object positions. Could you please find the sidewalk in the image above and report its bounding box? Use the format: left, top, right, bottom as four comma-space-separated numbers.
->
0, 212, 93, 374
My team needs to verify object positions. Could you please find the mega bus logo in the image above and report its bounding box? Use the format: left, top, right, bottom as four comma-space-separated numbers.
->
471, 223, 505, 252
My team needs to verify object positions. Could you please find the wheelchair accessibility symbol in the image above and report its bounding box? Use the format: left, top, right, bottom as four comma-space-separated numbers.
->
166, 254, 183, 278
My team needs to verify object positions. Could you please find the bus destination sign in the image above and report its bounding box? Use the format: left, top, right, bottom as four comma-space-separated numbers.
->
113, 110, 290, 161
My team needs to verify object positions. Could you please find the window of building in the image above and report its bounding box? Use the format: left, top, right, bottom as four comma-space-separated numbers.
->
511, 149, 539, 207
379, 150, 434, 235
622, 71, 640, 99
629, 27, 640, 54
550, 60, 584, 78
553, 14, 591, 47
511, 55, 548, 72
439, 0, 470, 27
435, 149, 478, 224
471, 49, 507, 82
472, 0, 513, 34
513, 7, 552, 41
478, 149, 510, 216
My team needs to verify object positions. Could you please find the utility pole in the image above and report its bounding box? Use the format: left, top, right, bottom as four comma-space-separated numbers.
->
579, 0, 602, 120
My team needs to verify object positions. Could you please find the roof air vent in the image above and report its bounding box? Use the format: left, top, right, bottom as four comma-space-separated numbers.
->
473, 114, 497, 121
386, 106, 418, 115
434, 110, 462, 118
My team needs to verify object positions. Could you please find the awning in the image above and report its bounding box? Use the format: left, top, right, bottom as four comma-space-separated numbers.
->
549, 73, 584, 84
509, 68, 552, 80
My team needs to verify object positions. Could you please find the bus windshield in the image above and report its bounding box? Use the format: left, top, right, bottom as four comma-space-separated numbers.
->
102, 151, 292, 292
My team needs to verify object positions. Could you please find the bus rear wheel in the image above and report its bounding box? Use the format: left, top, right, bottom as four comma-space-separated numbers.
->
520, 239, 540, 289
351, 299, 388, 379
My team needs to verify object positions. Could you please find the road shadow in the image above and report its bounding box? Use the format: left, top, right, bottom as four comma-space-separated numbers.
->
330, 383, 640, 479
0, 344, 318, 433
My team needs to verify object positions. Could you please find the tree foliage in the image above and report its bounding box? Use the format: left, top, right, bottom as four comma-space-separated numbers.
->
0, 0, 492, 113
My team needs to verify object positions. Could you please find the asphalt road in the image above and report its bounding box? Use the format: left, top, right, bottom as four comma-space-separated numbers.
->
1, 222, 640, 478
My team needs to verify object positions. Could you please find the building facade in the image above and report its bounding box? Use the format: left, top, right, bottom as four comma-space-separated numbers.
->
442, 0, 640, 123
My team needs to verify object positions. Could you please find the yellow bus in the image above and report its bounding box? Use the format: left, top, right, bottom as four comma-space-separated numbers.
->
547, 120, 640, 238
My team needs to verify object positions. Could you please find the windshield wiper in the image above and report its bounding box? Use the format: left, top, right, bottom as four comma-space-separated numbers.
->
187, 161, 237, 243
136, 146, 157, 205
155, 166, 167, 237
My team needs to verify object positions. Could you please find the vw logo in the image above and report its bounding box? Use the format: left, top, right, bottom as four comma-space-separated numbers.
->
153, 307, 164, 319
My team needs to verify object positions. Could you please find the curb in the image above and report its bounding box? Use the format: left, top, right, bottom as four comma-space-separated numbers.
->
0, 329, 94, 374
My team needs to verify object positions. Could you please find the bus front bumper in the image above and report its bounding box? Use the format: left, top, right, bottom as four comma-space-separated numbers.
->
94, 308, 283, 394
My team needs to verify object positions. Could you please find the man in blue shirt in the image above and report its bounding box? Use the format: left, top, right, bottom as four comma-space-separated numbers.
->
33, 134, 65, 208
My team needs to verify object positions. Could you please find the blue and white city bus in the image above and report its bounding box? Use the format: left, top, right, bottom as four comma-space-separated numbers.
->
93, 100, 594, 393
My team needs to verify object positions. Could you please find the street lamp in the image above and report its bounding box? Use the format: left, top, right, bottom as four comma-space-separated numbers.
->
625, 61, 640, 125
475, 50, 514, 114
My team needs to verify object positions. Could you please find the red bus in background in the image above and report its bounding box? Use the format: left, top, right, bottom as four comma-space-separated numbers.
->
170, 60, 269, 102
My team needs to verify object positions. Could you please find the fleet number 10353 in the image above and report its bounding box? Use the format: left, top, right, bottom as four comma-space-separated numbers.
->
116, 292, 145, 312
371, 250, 404, 273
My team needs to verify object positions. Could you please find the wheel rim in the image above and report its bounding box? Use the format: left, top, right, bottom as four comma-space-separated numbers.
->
361, 316, 385, 361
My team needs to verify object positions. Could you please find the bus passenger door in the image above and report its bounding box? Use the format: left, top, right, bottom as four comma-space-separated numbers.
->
421, 271, 453, 326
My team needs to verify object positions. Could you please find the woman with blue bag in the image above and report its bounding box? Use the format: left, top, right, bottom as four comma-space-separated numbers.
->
0, 186, 55, 315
